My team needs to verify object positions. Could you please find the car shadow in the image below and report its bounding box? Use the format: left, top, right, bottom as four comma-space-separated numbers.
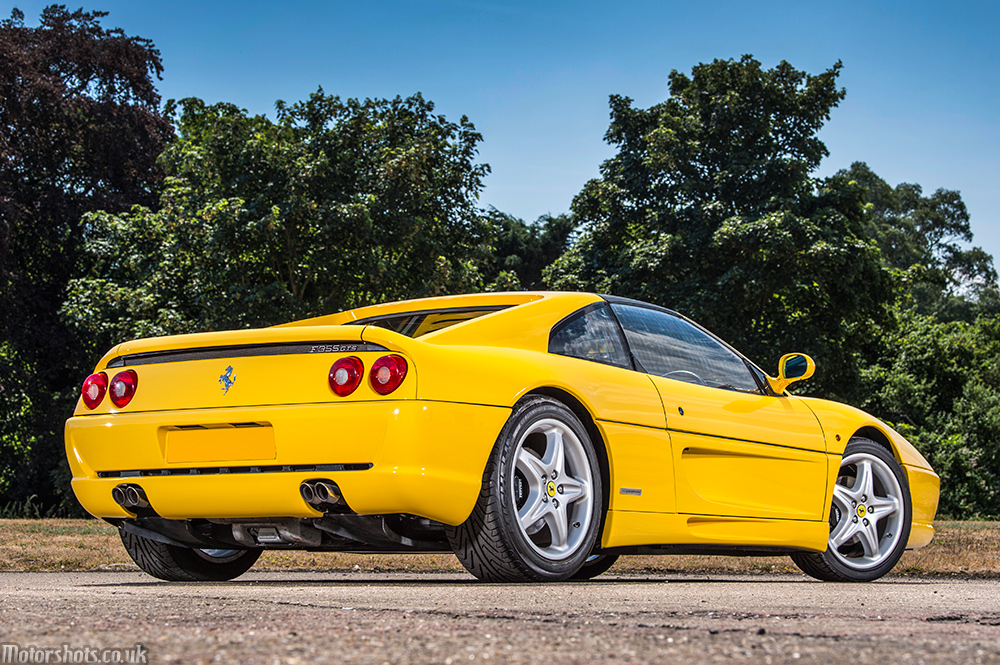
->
76, 574, 939, 588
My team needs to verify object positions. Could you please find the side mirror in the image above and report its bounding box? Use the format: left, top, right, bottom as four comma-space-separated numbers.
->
768, 353, 815, 394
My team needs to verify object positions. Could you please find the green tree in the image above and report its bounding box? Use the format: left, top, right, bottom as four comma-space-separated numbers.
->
0, 6, 172, 510
546, 56, 895, 398
839, 165, 1000, 516
840, 162, 998, 320
63, 92, 491, 356
860, 311, 1000, 517
480, 209, 576, 290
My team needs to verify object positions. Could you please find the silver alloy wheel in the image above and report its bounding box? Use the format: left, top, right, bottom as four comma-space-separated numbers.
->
510, 417, 594, 561
828, 452, 906, 571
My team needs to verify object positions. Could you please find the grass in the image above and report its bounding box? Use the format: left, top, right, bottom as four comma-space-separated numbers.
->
0, 519, 996, 576
0, 495, 75, 519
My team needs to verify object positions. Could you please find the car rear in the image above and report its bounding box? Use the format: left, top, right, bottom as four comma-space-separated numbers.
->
65, 319, 511, 527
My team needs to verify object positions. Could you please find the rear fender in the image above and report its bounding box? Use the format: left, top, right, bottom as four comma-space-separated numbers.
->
362, 327, 664, 429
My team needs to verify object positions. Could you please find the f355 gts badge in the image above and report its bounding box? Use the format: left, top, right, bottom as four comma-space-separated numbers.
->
219, 366, 237, 394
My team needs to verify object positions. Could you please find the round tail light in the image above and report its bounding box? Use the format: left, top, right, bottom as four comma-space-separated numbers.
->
109, 370, 139, 408
81, 372, 108, 409
329, 356, 364, 396
370, 355, 408, 395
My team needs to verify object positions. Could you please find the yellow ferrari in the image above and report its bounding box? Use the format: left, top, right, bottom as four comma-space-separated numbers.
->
65, 292, 939, 582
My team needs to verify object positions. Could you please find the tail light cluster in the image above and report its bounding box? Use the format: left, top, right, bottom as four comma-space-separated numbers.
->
81, 372, 108, 410
109, 370, 139, 408
81, 370, 138, 410
329, 357, 364, 396
329, 355, 408, 396
80, 355, 405, 409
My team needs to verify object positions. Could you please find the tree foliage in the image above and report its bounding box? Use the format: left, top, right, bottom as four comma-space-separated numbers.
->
0, 6, 172, 508
831, 164, 1000, 517
479, 209, 576, 290
860, 311, 1000, 516
546, 56, 895, 399
840, 161, 998, 320
63, 92, 491, 355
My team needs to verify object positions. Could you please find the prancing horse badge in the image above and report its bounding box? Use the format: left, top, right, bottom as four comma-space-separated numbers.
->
219, 366, 237, 394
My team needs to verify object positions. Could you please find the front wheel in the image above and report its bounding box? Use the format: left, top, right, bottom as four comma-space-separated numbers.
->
120, 529, 262, 581
791, 438, 911, 582
447, 396, 604, 582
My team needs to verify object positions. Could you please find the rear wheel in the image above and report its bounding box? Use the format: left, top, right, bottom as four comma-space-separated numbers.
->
791, 438, 911, 582
447, 396, 603, 582
120, 529, 261, 581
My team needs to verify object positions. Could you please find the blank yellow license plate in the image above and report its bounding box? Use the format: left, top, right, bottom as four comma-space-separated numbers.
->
165, 425, 276, 463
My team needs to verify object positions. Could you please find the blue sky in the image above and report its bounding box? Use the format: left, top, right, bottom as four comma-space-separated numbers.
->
14, 1, 1000, 266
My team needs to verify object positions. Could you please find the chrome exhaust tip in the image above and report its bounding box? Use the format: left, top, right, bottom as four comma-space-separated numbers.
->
112, 484, 150, 510
300, 479, 341, 508
125, 485, 150, 509
314, 481, 341, 505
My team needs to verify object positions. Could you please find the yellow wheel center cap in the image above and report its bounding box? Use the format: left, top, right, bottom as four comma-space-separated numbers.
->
857, 505, 867, 518
546, 481, 557, 497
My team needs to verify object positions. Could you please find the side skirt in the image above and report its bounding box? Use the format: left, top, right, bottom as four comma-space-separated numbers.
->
601, 510, 830, 552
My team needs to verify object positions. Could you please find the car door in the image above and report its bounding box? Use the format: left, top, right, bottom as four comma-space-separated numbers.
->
608, 302, 829, 521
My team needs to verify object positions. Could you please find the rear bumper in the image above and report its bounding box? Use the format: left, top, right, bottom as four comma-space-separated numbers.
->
66, 400, 511, 525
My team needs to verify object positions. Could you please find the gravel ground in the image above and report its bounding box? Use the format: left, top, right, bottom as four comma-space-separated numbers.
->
1, 571, 998, 664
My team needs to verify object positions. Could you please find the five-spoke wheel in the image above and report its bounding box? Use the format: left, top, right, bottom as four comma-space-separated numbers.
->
792, 438, 911, 582
511, 417, 595, 561
447, 396, 603, 582
827, 450, 907, 570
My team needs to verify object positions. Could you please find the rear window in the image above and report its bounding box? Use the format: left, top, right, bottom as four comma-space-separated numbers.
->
349, 306, 509, 338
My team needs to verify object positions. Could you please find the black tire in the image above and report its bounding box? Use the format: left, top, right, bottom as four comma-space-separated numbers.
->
446, 396, 604, 582
569, 553, 620, 580
120, 529, 262, 582
791, 438, 911, 582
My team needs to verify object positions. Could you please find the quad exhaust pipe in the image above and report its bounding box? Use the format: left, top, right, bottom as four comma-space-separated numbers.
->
300, 479, 341, 509
113, 479, 340, 512
111, 484, 150, 510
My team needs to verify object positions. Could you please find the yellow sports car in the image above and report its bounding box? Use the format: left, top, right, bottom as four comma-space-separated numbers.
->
65, 292, 939, 582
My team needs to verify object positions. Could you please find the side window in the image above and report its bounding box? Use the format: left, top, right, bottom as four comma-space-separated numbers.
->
610, 304, 760, 393
549, 304, 631, 369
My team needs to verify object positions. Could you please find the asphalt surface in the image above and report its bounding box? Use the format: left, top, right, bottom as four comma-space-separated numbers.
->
0, 571, 998, 664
